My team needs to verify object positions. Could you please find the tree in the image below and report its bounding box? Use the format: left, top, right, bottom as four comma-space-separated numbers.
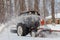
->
15, 0, 20, 16
51, 0, 55, 23
19, 0, 26, 12
43, 0, 47, 25
34, 0, 39, 11
0, 0, 5, 23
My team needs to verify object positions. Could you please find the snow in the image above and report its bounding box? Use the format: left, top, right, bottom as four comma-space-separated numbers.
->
0, 24, 5, 32
46, 13, 60, 19
47, 24, 60, 30
40, 24, 60, 31
1, 14, 60, 39
4, 14, 60, 38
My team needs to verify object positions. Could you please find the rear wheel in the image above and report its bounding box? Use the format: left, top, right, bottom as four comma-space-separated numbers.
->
17, 26, 23, 36
17, 23, 29, 36
30, 30, 37, 37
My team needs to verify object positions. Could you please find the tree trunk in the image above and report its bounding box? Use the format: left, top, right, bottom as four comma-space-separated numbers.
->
15, 0, 20, 16
51, 0, 55, 23
43, 0, 46, 25
0, 0, 5, 23
19, 0, 26, 12
34, 0, 39, 11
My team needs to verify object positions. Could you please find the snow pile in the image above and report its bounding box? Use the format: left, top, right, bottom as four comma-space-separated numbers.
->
40, 24, 60, 31
47, 24, 60, 30
0, 23, 5, 32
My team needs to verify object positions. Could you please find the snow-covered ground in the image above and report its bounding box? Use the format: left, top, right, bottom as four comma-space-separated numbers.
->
5, 19, 60, 38
0, 24, 6, 32
40, 24, 60, 31
1, 15, 60, 40
47, 24, 60, 30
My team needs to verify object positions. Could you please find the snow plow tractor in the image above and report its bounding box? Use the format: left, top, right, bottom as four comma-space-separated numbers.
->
17, 11, 40, 37
16, 11, 51, 37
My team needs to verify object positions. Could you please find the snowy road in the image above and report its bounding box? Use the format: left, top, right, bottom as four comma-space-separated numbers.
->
0, 16, 60, 40
0, 25, 60, 40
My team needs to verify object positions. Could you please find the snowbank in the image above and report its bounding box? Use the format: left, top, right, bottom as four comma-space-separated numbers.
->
40, 24, 60, 31
0, 24, 5, 32
47, 24, 60, 30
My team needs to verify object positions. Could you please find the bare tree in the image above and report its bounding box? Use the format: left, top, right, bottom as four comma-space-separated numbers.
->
19, 0, 26, 12
5, 0, 12, 20
0, 0, 5, 23
15, 0, 20, 16
43, 0, 47, 25
51, 0, 55, 23
34, 0, 39, 11
28, 0, 34, 11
